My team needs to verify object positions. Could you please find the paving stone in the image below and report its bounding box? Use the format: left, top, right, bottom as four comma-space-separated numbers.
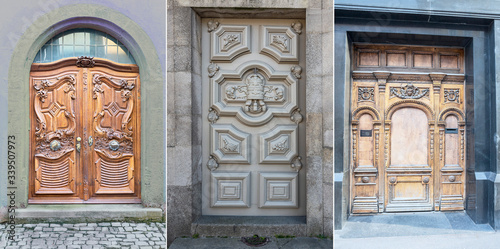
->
111, 223, 121, 227
53, 228, 67, 232
97, 223, 110, 227
50, 224, 61, 227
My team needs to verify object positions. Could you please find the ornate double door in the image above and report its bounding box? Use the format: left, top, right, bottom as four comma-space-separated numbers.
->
351, 44, 466, 213
201, 19, 306, 216
29, 58, 141, 203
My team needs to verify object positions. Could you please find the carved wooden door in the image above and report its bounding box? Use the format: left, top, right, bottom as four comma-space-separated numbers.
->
29, 57, 141, 203
350, 45, 466, 213
201, 19, 306, 216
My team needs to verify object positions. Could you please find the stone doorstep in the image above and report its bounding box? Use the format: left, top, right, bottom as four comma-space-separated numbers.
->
191, 216, 307, 237
14, 204, 163, 223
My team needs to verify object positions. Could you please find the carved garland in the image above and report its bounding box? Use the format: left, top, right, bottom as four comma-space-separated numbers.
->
390, 83, 429, 99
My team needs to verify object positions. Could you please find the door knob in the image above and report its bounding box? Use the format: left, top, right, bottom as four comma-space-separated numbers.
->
88, 136, 93, 147
76, 137, 81, 152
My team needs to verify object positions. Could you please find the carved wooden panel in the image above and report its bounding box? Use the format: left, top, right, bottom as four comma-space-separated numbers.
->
354, 44, 464, 73
29, 58, 140, 203
203, 19, 305, 216
350, 44, 466, 213
90, 69, 140, 199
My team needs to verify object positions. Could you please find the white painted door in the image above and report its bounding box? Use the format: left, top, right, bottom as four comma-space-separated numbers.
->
202, 18, 306, 216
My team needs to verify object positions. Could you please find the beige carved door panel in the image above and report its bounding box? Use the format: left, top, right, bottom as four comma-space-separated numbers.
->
202, 19, 306, 216
29, 58, 141, 203
350, 44, 466, 213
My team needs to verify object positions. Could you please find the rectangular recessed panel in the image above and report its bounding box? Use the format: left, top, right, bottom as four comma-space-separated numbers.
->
259, 172, 298, 208
358, 51, 380, 66
386, 52, 406, 67
211, 172, 250, 208
413, 53, 433, 68
440, 54, 459, 69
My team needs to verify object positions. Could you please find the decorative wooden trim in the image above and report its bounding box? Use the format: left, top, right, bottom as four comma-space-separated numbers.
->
385, 99, 434, 120
31, 57, 139, 73
352, 105, 381, 120
438, 107, 465, 121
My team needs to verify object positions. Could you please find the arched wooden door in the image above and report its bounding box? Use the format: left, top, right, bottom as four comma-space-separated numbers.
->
350, 44, 466, 213
29, 57, 141, 203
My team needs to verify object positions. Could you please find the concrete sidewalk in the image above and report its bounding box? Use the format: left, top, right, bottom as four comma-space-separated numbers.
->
335, 211, 499, 249
169, 237, 333, 249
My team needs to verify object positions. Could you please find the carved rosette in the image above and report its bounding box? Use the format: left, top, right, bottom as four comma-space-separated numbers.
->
291, 156, 302, 171
291, 21, 302, 34
207, 155, 219, 171
76, 56, 95, 68
207, 19, 219, 32
290, 65, 302, 79
390, 83, 429, 99
207, 108, 219, 124
290, 108, 303, 124
208, 62, 219, 78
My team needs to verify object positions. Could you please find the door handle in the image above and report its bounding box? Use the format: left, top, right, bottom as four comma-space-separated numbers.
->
88, 136, 93, 147
76, 137, 81, 152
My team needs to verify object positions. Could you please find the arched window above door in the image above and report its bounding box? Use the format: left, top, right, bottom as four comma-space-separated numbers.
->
34, 28, 136, 64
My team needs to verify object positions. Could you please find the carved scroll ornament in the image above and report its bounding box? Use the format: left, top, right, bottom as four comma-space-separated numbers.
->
33, 75, 77, 158
92, 74, 135, 158
225, 70, 285, 114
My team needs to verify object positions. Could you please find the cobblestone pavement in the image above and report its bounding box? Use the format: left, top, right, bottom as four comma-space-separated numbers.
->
0, 222, 166, 249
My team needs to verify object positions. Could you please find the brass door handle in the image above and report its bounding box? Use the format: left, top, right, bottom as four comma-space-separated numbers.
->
89, 136, 93, 147
76, 137, 81, 152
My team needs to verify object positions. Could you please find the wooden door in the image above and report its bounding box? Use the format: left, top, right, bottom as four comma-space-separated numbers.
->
29, 57, 141, 204
350, 44, 466, 213
201, 19, 306, 216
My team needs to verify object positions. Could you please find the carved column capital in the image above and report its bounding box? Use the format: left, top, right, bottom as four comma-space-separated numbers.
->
373, 71, 391, 92
430, 73, 446, 92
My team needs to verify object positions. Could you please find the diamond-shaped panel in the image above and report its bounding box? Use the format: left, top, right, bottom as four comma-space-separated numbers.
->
107, 102, 120, 116
48, 102, 62, 117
